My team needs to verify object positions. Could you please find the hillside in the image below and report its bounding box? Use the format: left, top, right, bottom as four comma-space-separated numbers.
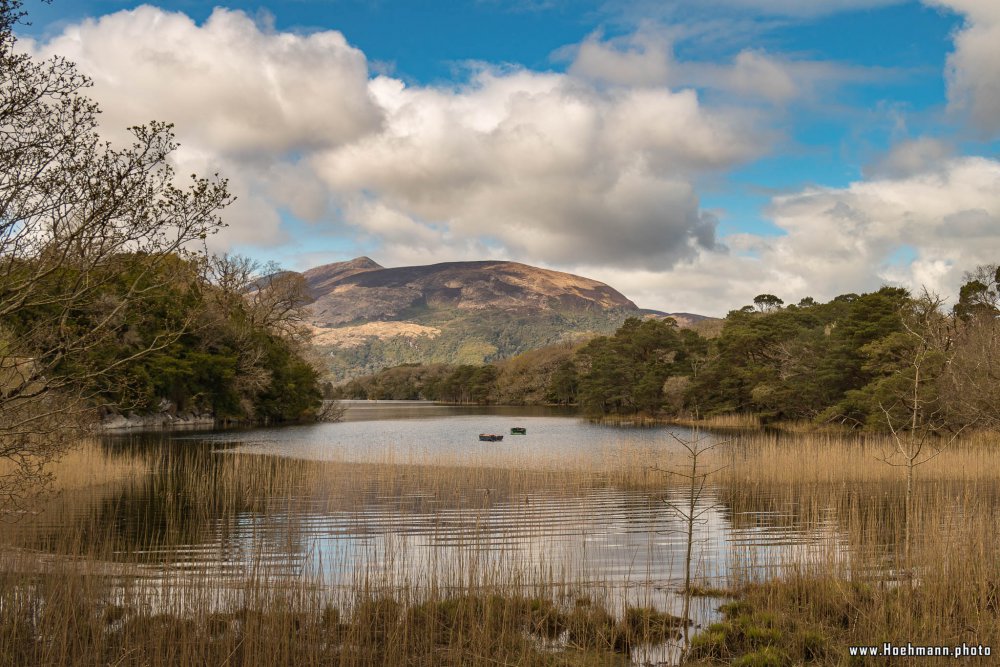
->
297, 258, 653, 380
304, 259, 637, 326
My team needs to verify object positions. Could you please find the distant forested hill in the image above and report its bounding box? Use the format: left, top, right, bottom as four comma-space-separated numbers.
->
333, 268, 1000, 433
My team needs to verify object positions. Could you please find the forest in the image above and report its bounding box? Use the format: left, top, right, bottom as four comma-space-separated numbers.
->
6, 252, 325, 424
334, 266, 1000, 432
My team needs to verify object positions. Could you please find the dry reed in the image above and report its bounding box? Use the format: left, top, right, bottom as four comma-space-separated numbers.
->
3, 428, 1000, 665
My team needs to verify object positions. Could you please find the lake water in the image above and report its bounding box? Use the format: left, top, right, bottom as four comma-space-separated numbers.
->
4, 401, 855, 662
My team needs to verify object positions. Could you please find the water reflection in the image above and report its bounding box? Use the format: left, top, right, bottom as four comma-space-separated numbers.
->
4, 405, 879, 618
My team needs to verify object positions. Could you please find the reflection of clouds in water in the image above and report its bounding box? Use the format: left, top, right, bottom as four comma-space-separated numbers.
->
9, 409, 851, 637
201, 407, 710, 471
293, 485, 844, 594
134, 409, 846, 598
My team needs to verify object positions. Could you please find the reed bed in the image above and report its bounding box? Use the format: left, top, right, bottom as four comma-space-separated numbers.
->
669, 414, 762, 431
0, 439, 149, 505
687, 486, 1000, 665
0, 440, 693, 665
717, 430, 1000, 485
3, 429, 1000, 664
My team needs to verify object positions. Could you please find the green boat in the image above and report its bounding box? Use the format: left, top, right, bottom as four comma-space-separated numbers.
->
510, 427, 527, 435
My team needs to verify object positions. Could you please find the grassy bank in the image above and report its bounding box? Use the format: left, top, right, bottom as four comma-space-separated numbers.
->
686, 484, 1000, 665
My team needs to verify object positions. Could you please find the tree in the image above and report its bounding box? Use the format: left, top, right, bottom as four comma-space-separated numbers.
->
546, 359, 578, 405
752, 294, 783, 312
953, 264, 999, 321
946, 264, 1000, 429
203, 253, 312, 341
574, 317, 693, 417
654, 431, 729, 653
200, 254, 313, 410
1, 0, 231, 506
866, 291, 970, 566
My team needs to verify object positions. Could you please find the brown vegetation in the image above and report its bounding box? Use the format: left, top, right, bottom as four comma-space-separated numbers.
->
3, 429, 1000, 664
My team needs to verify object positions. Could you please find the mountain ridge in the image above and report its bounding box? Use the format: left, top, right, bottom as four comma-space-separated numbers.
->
292, 257, 711, 380
303, 258, 638, 327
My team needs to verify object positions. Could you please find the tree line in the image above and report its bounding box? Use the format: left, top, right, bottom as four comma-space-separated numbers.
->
1, 0, 323, 504
335, 268, 1000, 434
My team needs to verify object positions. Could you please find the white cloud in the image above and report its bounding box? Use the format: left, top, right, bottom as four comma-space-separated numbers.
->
759, 157, 1000, 298
864, 137, 955, 178
675, 50, 894, 105
604, 0, 907, 22
592, 156, 1000, 315
564, 31, 885, 107
26, 6, 381, 155
927, 0, 1000, 135
715, 0, 904, 15
726, 50, 798, 103
313, 67, 757, 269
24, 6, 385, 250
927, 0, 1000, 22
567, 27, 672, 87
24, 6, 764, 271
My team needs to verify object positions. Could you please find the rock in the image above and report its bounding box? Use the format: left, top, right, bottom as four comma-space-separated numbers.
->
99, 408, 216, 432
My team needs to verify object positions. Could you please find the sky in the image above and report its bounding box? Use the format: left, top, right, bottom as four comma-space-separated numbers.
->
15, 0, 1000, 315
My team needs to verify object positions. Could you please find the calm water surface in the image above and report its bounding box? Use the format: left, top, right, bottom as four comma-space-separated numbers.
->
9, 403, 851, 634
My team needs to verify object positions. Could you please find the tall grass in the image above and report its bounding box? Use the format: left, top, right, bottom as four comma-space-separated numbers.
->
3, 429, 1000, 665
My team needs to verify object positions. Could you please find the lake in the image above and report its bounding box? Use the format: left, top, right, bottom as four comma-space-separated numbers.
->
3, 401, 994, 666
9, 403, 846, 594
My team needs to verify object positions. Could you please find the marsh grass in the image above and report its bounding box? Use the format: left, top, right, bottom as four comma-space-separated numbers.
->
670, 414, 762, 431
685, 430, 1000, 664
4, 429, 1000, 664
36, 440, 150, 492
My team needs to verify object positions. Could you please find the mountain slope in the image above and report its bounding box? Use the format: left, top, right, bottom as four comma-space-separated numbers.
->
298, 258, 644, 380
302, 256, 382, 296
305, 260, 636, 327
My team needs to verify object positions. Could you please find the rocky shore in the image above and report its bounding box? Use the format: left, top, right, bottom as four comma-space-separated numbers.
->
99, 400, 216, 431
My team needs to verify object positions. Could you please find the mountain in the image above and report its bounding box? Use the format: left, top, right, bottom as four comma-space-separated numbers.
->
302, 256, 383, 296
305, 259, 636, 326
296, 257, 708, 381
298, 258, 642, 381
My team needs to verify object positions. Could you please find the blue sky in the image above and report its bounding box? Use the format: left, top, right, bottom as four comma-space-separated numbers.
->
18, 0, 1000, 313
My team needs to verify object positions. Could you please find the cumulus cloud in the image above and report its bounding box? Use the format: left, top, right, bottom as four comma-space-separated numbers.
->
28, 6, 381, 154
600, 156, 1000, 315
863, 137, 955, 178
24, 6, 383, 248
24, 6, 765, 269
927, 0, 1000, 135
314, 68, 755, 269
566, 28, 672, 87
761, 157, 1000, 297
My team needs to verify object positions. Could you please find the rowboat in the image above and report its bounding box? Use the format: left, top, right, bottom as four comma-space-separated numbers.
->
478, 434, 503, 442
510, 427, 527, 435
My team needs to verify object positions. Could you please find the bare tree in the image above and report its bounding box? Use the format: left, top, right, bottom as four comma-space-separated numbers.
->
199, 253, 316, 411
654, 431, 730, 656
0, 0, 231, 506
869, 291, 972, 565
202, 254, 312, 336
